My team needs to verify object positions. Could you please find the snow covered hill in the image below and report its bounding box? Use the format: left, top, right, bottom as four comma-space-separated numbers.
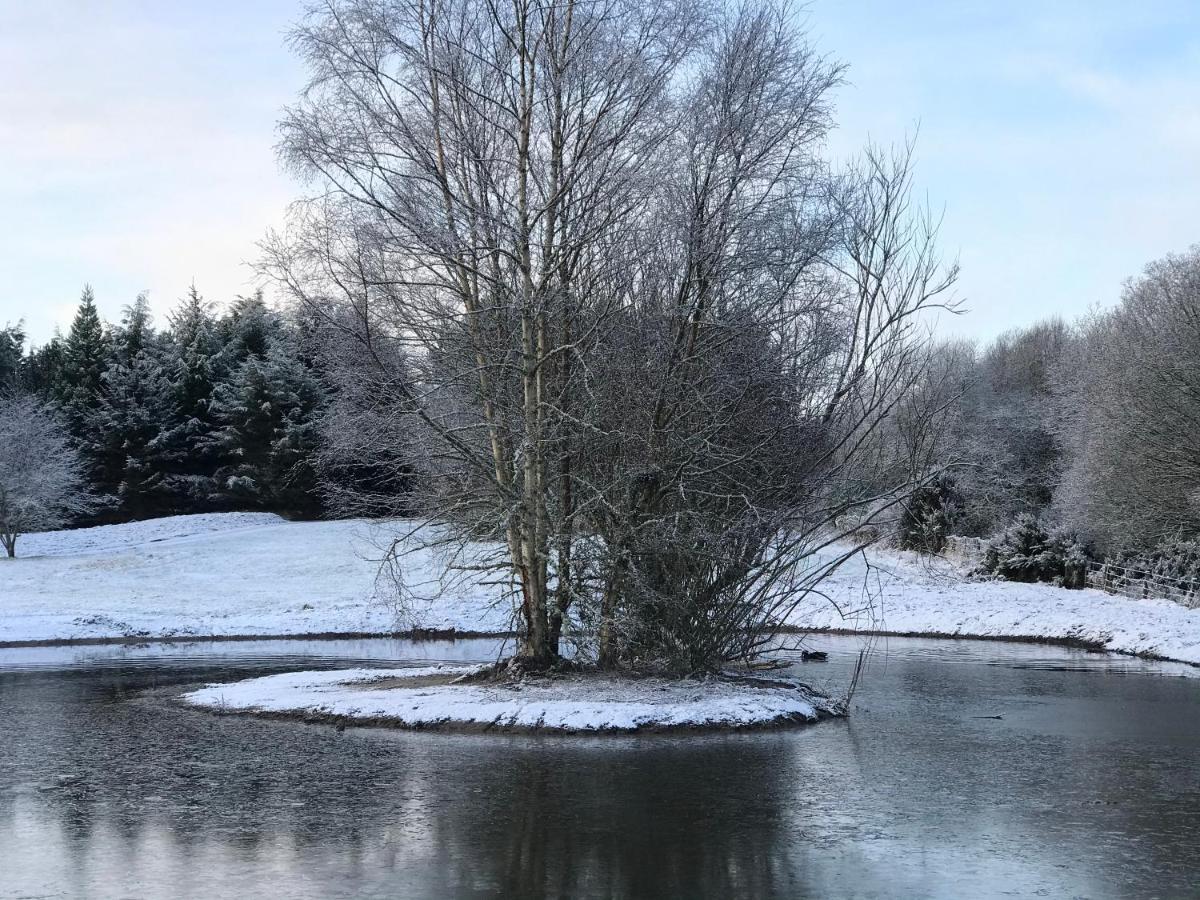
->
0, 514, 513, 644
791, 547, 1200, 666
2, 513, 1199, 666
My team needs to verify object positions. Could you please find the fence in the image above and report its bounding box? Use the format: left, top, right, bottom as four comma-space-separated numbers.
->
1086, 561, 1200, 609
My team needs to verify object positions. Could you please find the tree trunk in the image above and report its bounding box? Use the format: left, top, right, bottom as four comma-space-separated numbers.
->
597, 564, 623, 669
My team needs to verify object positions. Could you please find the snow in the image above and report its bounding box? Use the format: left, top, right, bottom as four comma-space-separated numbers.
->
17, 512, 285, 557
0, 514, 513, 644
788, 545, 1200, 666
3, 513, 1200, 668
180, 664, 838, 732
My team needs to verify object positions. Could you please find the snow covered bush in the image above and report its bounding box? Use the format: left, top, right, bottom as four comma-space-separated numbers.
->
980, 515, 1087, 588
897, 474, 960, 553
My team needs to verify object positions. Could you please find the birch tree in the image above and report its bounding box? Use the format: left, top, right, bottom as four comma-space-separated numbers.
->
264, 0, 956, 670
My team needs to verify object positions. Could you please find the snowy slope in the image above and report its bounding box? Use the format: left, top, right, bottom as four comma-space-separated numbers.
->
0, 514, 514, 643
3, 513, 1200, 666
16, 513, 286, 558
789, 546, 1200, 666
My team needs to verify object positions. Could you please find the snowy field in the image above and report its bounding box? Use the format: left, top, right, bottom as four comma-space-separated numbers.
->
2, 513, 1199, 666
795, 548, 1200, 666
181, 664, 838, 732
0, 514, 514, 644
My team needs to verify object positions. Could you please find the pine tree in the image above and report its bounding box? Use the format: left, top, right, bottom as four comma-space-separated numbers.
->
0, 323, 25, 389
156, 286, 223, 509
89, 298, 173, 517
210, 337, 325, 513
58, 285, 111, 426
116, 292, 154, 363
22, 334, 67, 397
54, 286, 117, 515
218, 290, 272, 366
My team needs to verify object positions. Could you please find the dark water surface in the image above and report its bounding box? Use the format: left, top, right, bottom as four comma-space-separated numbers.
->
1, 636, 1198, 899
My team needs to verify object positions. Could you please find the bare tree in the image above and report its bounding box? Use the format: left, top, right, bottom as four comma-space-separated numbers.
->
915, 319, 1071, 541
263, 0, 956, 671
1053, 246, 1200, 551
0, 393, 92, 558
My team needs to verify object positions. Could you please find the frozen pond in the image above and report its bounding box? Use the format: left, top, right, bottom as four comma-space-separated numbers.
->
1, 635, 1198, 898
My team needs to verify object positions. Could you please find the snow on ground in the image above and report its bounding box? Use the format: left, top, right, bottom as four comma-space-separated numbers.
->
180, 664, 838, 732
3, 513, 1200, 667
16, 513, 286, 558
0, 514, 514, 644
789, 545, 1200, 666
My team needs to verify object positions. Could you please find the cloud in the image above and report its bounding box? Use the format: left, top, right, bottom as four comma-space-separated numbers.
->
0, 2, 302, 341
2, 0, 1199, 345
817, 0, 1200, 340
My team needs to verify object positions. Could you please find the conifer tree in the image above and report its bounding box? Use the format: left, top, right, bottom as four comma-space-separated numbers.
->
157, 286, 223, 508
116, 292, 154, 362
58, 285, 111, 427
4, 284, 336, 522
210, 334, 325, 513
53, 286, 118, 515
22, 334, 67, 398
90, 297, 173, 517
218, 290, 272, 366
0, 323, 25, 389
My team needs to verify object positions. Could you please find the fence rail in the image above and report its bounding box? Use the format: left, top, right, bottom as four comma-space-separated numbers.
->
1086, 561, 1200, 609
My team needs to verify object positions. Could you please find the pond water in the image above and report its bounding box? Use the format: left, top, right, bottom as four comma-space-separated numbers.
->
1, 635, 1198, 899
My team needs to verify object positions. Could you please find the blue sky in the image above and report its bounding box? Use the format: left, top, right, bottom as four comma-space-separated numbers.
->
2, 0, 1198, 344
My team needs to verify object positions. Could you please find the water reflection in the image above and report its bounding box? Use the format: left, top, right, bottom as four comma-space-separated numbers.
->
1, 637, 1199, 898
414, 737, 808, 897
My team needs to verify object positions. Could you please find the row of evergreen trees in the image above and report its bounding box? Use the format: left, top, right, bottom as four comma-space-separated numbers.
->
1, 286, 328, 522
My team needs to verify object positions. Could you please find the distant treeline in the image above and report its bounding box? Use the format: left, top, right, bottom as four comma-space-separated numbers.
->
908, 244, 1200, 582
0, 286, 337, 522
4, 242, 1198, 575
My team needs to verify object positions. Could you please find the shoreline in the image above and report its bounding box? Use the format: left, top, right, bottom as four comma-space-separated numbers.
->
167, 690, 840, 736
5, 625, 1196, 669
0, 627, 512, 650
5, 513, 1198, 668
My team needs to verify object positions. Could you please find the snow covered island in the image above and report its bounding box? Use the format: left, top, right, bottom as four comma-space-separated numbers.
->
3, 512, 1200, 667
180, 664, 842, 734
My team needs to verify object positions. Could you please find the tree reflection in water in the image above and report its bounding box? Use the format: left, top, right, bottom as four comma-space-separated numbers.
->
3, 641, 1200, 898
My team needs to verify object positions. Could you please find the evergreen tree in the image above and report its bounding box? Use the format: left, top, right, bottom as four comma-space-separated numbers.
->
22, 334, 67, 397
55, 286, 117, 515
0, 323, 25, 389
210, 337, 325, 513
156, 286, 223, 509
89, 298, 173, 517
20, 336, 66, 398
92, 353, 174, 518
58, 285, 111, 423
4, 284, 335, 522
115, 292, 155, 363
217, 290, 272, 366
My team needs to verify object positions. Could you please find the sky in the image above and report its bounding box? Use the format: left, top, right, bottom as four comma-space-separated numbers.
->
1, 0, 1198, 345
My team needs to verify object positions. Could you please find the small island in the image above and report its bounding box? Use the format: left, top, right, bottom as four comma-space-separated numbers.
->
181, 664, 841, 734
